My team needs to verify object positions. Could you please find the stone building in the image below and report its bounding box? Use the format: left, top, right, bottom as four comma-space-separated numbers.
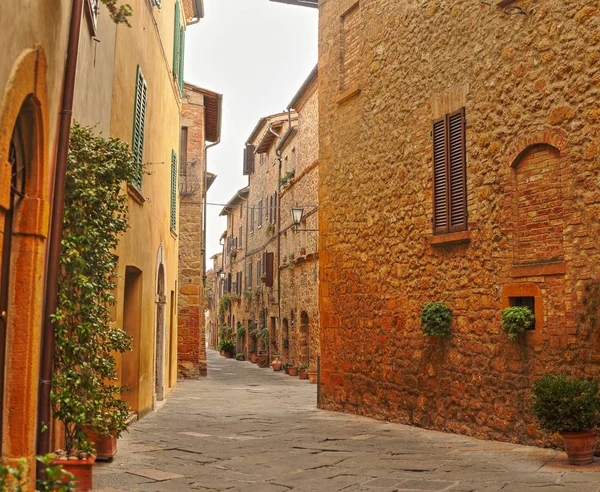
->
278, 66, 320, 370
317, 0, 600, 448
212, 69, 320, 370
178, 82, 222, 379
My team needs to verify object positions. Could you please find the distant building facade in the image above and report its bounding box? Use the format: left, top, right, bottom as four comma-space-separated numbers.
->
178, 82, 221, 379
317, 0, 600, 448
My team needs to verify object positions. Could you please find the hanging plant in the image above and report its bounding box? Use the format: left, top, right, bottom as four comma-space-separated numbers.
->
51, 124, 137, 456
501, 306, 534, 341
420, 301, 453, 338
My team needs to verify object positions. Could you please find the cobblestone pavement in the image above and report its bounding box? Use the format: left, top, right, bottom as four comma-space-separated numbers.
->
95, 350, 600, 492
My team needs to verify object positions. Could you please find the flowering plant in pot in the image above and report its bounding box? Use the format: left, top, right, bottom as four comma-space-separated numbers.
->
531, 374, 600, 465
218, 339, 235, 358
50, 125, 135, 489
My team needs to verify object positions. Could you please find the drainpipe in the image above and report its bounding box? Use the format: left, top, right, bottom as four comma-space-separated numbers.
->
202, 136, 220, 288
37, 0, 84, 460
276, 148, 282, 356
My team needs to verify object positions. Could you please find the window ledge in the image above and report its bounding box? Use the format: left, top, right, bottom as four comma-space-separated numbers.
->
334, 85, 361, 105
429, 230, 471, 246
511, 261, 565, 278
170, 228, 178, 240
127, 183, 146, 205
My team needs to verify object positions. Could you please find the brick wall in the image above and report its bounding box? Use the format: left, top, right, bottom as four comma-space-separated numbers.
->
177, 85, 208, 378
318, 0, 600, 447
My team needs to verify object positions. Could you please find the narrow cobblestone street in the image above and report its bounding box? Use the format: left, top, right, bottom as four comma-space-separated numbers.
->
95, 351, 600, 492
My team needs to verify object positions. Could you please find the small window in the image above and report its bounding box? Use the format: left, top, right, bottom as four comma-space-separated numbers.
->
132, 66, 148, 189
239, 225, 242, 245
432, 108, 467, 235
258, 200, 263, 228
257, 258, 262, 285
509, 296, 535, 330
250, 206, 255, 234
260, 153, 265, 165
248, 262, 253, 288
239, 203, 243, 218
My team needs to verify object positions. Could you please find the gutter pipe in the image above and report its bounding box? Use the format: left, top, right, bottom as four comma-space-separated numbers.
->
37, 0, 84, 460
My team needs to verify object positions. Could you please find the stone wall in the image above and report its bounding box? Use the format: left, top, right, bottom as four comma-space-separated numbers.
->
318, 0, 600, 447
178, 85, 207, 378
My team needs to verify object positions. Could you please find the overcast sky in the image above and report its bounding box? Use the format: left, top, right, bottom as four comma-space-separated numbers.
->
184, 0, 318, 265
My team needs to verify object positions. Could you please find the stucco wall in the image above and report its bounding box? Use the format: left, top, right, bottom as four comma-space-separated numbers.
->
111, 0, 185, 418
318, 0, 600, 447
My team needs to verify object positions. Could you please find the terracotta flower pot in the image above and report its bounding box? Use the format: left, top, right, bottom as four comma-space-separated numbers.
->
271, 360, 282, 371
256, 354, 269, 368
288, 367, 298, 376
250, 353, 257, 363
284, 366, 290, 374
225, 352, 232, 359
220, 350, 225, 356
308, 372, 317, 384
51, 455, 96, 492
298, 369, 308, 380
85, 429, 117, 461
560, 430, 598, 465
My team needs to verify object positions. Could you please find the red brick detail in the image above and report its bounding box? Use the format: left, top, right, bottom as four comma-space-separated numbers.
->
504, 130, 569, 167
510, 261, 566, 278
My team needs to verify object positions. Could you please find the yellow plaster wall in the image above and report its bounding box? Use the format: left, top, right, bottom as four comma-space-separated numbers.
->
110, 0, 183, 418
0, 0, 71, 483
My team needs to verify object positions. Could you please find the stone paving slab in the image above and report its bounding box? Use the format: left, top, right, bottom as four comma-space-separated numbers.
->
94, 350, 600, 491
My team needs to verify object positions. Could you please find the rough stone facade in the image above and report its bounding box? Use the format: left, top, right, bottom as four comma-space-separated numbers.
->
178, 84, 221, 378
279, 71, 320, 370
213, 71, 321, 369
318, 0, 600, 448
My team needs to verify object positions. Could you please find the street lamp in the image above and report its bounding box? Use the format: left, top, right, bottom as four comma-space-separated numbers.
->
291, 206, 304, 227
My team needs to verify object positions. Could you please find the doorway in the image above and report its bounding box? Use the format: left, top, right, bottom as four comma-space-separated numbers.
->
155, 263, 166, 404
122, 267, 142, 413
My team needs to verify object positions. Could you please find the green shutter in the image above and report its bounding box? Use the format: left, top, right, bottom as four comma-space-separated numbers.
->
173, 2, 180, 79
171, 150, 177, 230
179, 27, 185, 92
132, 66, 147, 188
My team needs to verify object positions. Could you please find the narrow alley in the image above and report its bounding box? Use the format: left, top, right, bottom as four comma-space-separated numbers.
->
95, 351, 600, 492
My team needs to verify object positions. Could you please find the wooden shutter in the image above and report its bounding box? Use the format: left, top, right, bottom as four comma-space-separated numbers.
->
432, 117, 447, 234
248, 262, 253, 288
243, 144, 255, 175
257, 258, 262, 284
250, 206, 254, 233
178, 27, 185, 92
132, 66, 147, 189
272, 193, 277, 224
258, 200, 262, 228
239, 225, 242, 245
173, 2, 180, 79
264, 252, 274, 287
170, 150, 177, 230
448, 108, 467, 232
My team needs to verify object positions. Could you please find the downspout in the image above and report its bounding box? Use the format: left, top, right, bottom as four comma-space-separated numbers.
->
276, 148, 282, 353
37, 0, 84, 459
202, 137, 219, 288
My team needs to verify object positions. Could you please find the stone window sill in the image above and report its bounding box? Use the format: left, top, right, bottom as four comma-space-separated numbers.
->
170, 228, 178, 240
127, 183, 146, 205
334, 85, 361, 105
429, 230, 471, 246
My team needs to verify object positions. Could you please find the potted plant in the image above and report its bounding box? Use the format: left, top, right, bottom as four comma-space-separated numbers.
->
282, 256, 288, 266
299, 247, 307, 256
218, 339, 235, 358
0, 454, 76, 491
282, 362, 292, 374
271, 355, 282, 371
288, 365, 298, 377
531, 374, 600, 465
420, 301, 453, 338
51, 125, 137, 490
298, 363, 309, 380
249, 352, 257, 363
501, 306, 534, 341
235, 353, 245, 361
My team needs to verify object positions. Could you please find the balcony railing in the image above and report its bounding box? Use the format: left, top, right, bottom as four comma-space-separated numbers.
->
179, 160, 201, 196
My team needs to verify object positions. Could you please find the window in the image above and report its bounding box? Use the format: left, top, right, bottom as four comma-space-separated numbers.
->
260, 153, 265, 165
340, 3, 361, 93
265, 196, 269, 221
432, 108, 467, 235
239, 225, 242, 246
170, 150, 177, 230
179, 127, 188, 170
271, 193, 277, 224
258, 200, 263, 228
257, 258, 262, 285
132, 66, 148, 189
509, 297, 535, 330
239, 203, 243, 218
243, 144, 255, 175
250, 206, 255, 234
248, 262, 253, 288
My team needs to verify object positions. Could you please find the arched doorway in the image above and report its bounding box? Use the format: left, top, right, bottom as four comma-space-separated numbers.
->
154, 245, 167, 405
0, 99, 31, 448
300, 311, 309, 364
